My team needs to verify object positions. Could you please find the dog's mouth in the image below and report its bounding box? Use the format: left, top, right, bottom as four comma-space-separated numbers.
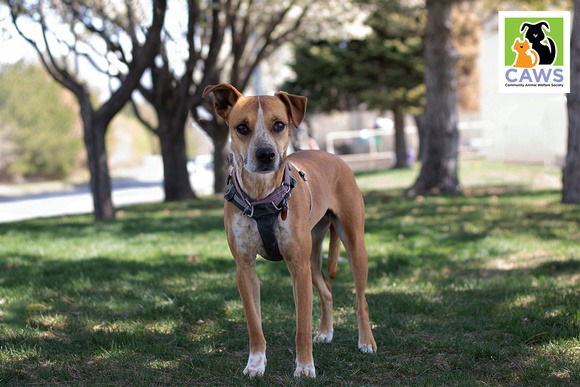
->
256, 166, 276, 173
243, 159, 279, 174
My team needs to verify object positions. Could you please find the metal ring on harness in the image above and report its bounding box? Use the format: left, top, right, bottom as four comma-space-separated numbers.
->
243, 204, 254, 218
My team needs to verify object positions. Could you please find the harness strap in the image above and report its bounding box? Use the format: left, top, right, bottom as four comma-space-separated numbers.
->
255, 213, 283, 261
292, 164, 312, 216
224, 163, 296, 262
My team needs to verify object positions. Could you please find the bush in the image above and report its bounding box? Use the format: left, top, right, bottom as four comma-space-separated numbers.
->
0, 62, 80, 180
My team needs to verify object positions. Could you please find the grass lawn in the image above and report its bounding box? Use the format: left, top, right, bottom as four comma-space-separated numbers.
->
0, 159, 578, 385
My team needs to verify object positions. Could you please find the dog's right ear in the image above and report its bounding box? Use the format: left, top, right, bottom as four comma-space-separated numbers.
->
520, 22, 532, 32
203, 83, 242, 121
537, 21, 550, 32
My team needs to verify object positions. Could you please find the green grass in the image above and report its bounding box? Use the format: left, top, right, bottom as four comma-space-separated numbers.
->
1, 160, 578, 385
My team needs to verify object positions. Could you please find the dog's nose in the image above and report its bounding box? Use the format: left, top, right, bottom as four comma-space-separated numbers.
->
256, 147, 276, 164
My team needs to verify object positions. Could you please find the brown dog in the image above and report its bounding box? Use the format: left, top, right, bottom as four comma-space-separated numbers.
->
203, 83, 376, 378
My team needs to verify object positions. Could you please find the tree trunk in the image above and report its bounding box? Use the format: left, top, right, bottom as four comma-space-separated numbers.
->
196, 113, 230, 194
393, 106, 409, 168
158, 119, 196, 201
82, 109, 115, 220
414, 114, 426, 161
563, 0, 580, 204
212, 129, 229, 194
407, 0, 461, 196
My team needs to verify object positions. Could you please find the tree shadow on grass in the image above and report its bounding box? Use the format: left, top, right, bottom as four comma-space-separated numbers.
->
1, 186, 578, 384
1, 252, 578, 384
363, 187, 579, 246
1, 212, 225, 240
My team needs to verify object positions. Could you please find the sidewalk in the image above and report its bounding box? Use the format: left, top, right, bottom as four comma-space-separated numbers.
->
0, 179, 164, 223
0, 155, 215, 223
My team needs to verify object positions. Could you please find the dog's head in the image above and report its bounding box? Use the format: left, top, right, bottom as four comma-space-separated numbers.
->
203, 83, 307, 174
520, 21, 549, 44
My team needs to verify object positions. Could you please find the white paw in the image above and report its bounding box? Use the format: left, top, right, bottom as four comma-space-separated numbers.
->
294, 361, 316, 377
358, 342, 377, 354
243, 352, 266, 377
313, 329, 333, 343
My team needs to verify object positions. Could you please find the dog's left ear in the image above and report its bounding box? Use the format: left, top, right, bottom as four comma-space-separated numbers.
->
203, 83, 243, 121
520, 22, 532, 32
275, 91, 308, 128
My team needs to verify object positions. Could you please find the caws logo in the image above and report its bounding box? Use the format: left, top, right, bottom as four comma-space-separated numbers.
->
499, 11, 570, 94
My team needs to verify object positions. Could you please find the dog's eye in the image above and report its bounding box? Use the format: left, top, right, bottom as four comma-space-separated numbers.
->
273, 121, 286, 133
236, 124, 250, 136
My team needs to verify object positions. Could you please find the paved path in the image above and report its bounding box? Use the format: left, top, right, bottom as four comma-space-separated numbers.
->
0, 180, 165, 223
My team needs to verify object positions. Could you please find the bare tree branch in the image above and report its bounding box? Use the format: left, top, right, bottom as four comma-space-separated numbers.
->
8, 0, 84, 97
239, 1, 309, 90
130, 97, 156, 132
97, 0, 167, 123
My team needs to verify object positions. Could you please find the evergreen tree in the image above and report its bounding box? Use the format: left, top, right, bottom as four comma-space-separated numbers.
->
283, 0, 425, 168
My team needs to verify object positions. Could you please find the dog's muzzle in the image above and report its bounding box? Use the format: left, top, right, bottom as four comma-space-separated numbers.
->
255, 147, 277, 172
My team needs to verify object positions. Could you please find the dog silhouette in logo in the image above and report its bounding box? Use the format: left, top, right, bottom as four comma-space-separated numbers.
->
512, 38, 538, 68
520, 21, 556, 65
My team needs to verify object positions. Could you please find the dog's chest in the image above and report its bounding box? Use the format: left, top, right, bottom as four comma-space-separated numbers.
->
230, 212, 291, 259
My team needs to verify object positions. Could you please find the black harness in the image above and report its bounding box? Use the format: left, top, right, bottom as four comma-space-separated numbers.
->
224, 163, 297, 261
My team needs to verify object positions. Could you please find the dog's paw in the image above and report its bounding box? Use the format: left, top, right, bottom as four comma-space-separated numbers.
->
294, 361, 316, 378
313, 329, 333, 343
243, 352, 266, 377
358, 341, 377, 354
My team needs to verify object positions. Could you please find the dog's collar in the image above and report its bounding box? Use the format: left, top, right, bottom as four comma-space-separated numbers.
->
226, 163, 296, 218
224, 163, 297, 261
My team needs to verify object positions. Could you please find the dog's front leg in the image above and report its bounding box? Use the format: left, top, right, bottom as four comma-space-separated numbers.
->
286, 252, 315, 377
236, 259, 267, 377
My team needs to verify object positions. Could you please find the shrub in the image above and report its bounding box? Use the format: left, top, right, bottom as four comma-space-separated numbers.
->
0, 62, 80, 180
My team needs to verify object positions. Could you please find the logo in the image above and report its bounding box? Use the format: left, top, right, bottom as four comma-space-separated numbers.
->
499, 11, 570, 93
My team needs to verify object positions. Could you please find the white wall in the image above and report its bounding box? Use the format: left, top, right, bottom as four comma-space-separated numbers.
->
479, 16, 567, 166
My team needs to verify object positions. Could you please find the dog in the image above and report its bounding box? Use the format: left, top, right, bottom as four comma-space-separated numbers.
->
512, 38, 538, 68
520, 21, 556, 65
203, 83, 377, 378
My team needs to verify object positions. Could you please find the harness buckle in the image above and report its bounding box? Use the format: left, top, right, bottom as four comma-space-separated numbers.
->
243, 204, 254, 218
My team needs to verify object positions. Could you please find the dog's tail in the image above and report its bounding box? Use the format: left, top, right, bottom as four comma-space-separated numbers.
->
547, 37, 557, 64
327, 225, 341, 280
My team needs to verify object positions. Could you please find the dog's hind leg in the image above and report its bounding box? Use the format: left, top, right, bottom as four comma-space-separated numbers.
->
332, 208, 377, 354
310, 218, 334, 344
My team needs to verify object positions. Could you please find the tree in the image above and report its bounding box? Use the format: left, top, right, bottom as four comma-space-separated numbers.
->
7, 0, 167, 220
283, 40, 370, 113
129, 0, 227, 201
0, 62, 79, 180
128, 0, 325, 195
282, 0, 425, 169
563, 0, 580, 203
283, 31, 425, 168
191, 0, 320, 193
363, 0, 425, 168
406, 0, 461, 195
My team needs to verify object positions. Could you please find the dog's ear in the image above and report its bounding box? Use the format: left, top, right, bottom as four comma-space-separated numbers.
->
538, 21, 550, 32
203, 83, 242, 121
520, 22, 532, 32
275, 91, 308, 128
